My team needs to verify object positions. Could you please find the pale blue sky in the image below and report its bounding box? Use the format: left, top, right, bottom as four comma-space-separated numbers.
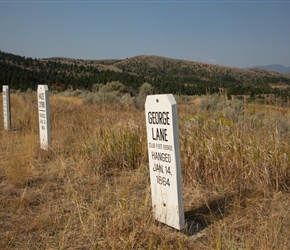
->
0, 0, 289, 68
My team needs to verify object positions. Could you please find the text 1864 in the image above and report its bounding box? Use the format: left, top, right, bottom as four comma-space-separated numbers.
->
156, 176, 170, 187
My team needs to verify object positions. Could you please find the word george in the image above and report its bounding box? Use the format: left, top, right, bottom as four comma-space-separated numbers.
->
163, 145, 172, 151
148, 111, 170, 125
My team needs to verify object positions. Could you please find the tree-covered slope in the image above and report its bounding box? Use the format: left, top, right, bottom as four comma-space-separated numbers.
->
1, 51, 290, 98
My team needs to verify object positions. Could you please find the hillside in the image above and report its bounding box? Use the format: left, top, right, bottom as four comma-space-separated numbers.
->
1, 50, 290, 98
114, 55, 283, 79
248, 64, 290, 74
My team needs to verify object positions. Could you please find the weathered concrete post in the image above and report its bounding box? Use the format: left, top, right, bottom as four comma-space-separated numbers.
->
37, 85, 51, 150
3, 85, 11, 131
145, 94, 185, 230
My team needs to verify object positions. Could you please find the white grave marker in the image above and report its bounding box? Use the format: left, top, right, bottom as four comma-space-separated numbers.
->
145, 94, 185, 231
37, 85, 51, 150
3, 85, 11, 131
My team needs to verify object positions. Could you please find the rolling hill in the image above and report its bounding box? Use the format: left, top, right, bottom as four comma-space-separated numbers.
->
1, 50, 290, 97
247, 64, 290, 74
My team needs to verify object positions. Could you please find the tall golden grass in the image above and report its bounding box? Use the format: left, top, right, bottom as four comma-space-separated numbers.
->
0, 92, 290, 249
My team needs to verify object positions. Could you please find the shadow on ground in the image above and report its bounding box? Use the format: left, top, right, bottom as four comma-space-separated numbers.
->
182, 189, 268, 236
183, 193, 236, 236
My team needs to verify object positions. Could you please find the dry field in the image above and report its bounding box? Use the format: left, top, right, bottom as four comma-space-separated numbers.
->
0, 92, 290, 249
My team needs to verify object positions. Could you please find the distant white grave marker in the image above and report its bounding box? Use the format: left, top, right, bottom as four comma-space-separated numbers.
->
145, 94, 185, 231
3, 85, 11, 131
37, 85, 51, 150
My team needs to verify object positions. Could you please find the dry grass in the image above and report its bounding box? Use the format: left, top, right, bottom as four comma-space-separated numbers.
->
0, 92, 290, 249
